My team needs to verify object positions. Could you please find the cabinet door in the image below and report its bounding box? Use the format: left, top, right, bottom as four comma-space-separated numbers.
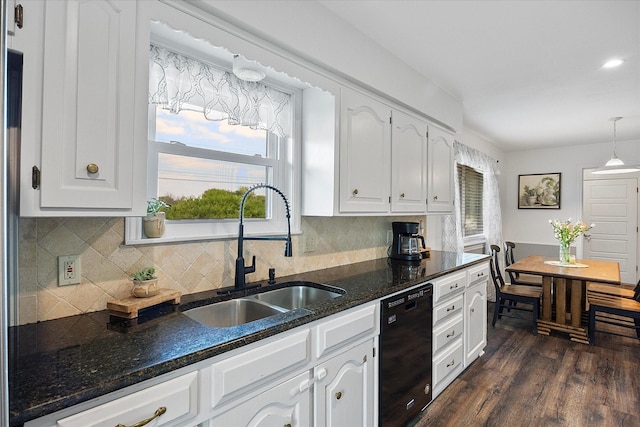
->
465, 283, 487, 366
339, 89, 391, 213
55, 371, 199, 427
209, 371, 311, 427
39, 0, 137, 209
427, 126, 455, 212
314, 340, 375, 427
391, 110, 427, 213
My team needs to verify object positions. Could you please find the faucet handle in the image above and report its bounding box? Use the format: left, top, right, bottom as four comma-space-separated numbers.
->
245, 256, 256, 274
268, 268, 276, 285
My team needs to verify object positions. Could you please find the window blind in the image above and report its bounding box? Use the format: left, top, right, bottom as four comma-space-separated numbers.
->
457, 164, 484, 237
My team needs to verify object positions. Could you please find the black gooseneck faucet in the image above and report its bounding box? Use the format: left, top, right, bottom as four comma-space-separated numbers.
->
230, 184, 292, 292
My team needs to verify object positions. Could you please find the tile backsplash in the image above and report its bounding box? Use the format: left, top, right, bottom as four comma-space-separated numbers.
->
17, 215, 424, 325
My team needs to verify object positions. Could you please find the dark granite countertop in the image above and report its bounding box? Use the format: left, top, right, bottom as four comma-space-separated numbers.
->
9, 251, 488, 426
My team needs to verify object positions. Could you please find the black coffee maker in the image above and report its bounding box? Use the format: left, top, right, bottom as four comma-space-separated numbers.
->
390, 221, 426, 261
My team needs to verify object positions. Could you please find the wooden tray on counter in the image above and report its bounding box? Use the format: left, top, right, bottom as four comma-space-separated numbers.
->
107, 289, 181, 319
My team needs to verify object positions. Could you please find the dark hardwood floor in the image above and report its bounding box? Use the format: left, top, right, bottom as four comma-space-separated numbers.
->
414, 303, 640, 427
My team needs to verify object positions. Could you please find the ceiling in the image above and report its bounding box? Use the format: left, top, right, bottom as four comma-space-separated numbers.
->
318, 0, 640, 151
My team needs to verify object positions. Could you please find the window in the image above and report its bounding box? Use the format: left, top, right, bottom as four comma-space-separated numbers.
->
457, 164, 484, 237
125, 43, 301, 244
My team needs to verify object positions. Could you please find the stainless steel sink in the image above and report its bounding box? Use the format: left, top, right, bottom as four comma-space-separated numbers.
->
183, 298, 287, 328
252, 284, 343, 310
183, 283, 344, 328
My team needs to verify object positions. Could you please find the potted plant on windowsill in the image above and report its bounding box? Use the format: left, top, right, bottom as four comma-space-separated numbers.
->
130, 267, 160, 298
143, 199, 170, 238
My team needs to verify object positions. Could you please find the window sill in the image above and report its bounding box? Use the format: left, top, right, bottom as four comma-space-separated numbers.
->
124, 217, 301, 245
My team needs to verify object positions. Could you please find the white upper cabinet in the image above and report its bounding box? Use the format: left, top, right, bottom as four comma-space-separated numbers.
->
303, 87, 438, 216
391, 110, 428, 213
18, 0, 147, 216
339, 88, 391, 213
427, 126, 455, 213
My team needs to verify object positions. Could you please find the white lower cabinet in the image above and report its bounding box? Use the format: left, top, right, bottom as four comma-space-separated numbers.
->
44, 371, 199, 427
430, 260, 489, 399
464, 283, 488, 367
208, 329, 311, 410
210, 304, 378, 427
207, 371, 312, 427
464, 262, 489, 367
313, 340, 375, 427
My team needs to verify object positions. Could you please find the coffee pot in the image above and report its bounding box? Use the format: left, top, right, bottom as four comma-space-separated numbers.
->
390, 221, 426, 261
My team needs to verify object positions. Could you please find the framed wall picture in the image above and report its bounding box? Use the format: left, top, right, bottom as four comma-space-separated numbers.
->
518, 173, 561, 209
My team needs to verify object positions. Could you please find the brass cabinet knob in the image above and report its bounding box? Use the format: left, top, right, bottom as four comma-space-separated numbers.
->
284, 424, 292, 427
433, 195, 438, 200
86, 163, 99, 174
400, 193, 405, 198
336, 391, 342, 400
352, 189, 359, 196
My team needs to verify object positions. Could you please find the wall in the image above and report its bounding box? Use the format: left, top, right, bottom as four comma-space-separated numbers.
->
503, 139, 640, 249
179, 0, 463, 130
17, 215, 423, 324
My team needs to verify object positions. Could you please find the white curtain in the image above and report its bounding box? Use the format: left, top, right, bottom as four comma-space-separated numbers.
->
454, 142, 502, 301
149, 45, 292, 138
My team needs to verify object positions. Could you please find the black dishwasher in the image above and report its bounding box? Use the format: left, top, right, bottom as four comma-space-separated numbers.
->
379, 284, 433, 426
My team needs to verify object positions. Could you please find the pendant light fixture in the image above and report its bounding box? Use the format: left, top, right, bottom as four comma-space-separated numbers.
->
592, 117, 640, 175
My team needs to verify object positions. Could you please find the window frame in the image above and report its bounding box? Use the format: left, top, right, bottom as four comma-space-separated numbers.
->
125, 62, 301, 245
457, 163, 484, 240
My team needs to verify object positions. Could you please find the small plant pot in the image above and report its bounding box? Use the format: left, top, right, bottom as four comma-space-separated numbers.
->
143, 212, 166, 238
132, 278, 160, 298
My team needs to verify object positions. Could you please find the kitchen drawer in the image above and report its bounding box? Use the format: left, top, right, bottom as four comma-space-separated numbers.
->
210, 329, 311, 409
316, 303, 378, 359
433, 313, 463, 353
433, 271, 466, 303
433, 338, 464, 387
467, 262, 490, 287
55, 371, 198, 427
433, 293, 464, 324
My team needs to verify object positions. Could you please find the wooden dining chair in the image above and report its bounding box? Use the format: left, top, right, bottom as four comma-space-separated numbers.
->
503, 241, 543, 287
587, 280, 640, 345
490, 245, 542, 335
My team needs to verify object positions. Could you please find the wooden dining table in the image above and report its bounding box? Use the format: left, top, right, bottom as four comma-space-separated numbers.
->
505, 255, 620, 344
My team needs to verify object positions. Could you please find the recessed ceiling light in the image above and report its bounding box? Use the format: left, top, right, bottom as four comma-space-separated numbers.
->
602, 58, 624, 68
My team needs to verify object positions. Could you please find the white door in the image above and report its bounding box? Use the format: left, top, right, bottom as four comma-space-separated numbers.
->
583, 178, 638, 284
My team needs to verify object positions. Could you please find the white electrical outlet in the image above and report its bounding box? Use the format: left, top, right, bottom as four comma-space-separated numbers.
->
303, 235, 317, 253
58, 255, 81, 286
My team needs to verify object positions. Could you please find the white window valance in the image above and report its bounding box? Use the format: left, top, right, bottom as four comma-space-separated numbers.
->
149, 44, 292, 138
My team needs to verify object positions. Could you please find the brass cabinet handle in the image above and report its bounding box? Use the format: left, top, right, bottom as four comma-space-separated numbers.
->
449, 283, 459, 289
86, 163, 99, 174
433, 195, 438, 200
352, 189, 358, 196
284, 424, 292, 427
336, 391, 342, 400
115, 406, 166, 427
446, 305, 456, 312
470, 308, 475, 313
446, 330, 456, 338
400, 193, 405, 198
446, 359, 455, 368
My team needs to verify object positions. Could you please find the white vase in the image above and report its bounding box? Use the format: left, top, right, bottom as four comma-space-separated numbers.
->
143, 212, 166, 238
131, 278, 160, 298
